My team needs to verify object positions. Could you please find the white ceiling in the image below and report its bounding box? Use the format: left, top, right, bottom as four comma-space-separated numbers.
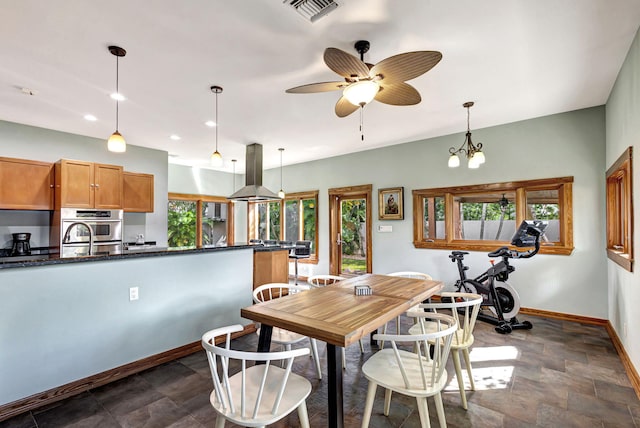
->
1, 1, 639, 173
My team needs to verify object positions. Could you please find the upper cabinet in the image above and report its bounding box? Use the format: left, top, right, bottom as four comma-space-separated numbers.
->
0, 157, 54, 210
123, 172, 154, 212
55, 159, 123, 209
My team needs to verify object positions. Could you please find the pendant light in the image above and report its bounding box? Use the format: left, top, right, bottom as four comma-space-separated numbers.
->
107, 46, 127, 153
448, 101, 486, 168
277, 148, 285, 199
231, 159, 237, 192
210, 85, 223, 167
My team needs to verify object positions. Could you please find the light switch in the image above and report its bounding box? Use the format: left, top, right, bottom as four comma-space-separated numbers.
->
378, 225, 392, 233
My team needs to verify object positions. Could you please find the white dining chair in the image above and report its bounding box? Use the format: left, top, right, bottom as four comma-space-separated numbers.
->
408, 292, 483, 410
306, 274, 365, 368
361, 312, 457, 428
379, 271, 433, 348
253, 283, 323, 379
202, 324, 312, 428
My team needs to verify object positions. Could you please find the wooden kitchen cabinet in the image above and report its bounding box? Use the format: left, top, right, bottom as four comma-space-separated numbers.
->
123, 172, 154, 212
0, 157, 54, 210
253, 249, 289, 289
55, 159, 123, 209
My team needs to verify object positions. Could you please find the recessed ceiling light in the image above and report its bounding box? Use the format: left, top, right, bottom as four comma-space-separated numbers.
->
83, 114, 97, 121
205, 120, 216, 127
170, 134, 181, 141
110, 92, 126, 101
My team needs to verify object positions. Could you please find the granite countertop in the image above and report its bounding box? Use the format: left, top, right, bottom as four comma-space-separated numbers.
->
0, 244, 257, 270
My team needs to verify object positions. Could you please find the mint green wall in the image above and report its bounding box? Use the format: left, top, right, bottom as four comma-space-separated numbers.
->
606, 26, 640, 377
249, 107, 607, 319
0, 120, 169, 246
0, 250, 253, 405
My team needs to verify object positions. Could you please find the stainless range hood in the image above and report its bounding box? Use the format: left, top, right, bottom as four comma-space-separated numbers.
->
228, 143, 280, 201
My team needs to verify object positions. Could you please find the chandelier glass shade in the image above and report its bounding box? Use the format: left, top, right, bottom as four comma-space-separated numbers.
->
448, 101, 485, 168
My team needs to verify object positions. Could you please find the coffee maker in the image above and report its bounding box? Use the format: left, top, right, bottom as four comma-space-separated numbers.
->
11, 233, 31, 256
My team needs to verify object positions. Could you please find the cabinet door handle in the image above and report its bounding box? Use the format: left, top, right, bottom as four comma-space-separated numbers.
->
95, 184, 100, 189
90, 184, 95, 188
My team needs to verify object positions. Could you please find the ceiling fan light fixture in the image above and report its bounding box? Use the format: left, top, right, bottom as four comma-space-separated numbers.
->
107, 131, 126, 153
343, 80, 379, 106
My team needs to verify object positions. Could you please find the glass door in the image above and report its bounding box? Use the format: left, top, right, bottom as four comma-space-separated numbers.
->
329, 185, 372, 277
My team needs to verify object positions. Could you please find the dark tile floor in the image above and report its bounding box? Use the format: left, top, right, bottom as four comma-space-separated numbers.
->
2, 314, 639, 427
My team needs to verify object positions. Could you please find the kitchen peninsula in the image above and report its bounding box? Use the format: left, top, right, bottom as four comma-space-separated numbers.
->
0, 244, 270, 419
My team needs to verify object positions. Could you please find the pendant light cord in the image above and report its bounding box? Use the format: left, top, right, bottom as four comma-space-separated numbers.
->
115, 56, 119, 131
360, 106, 365, 141
215, 90, 219, 152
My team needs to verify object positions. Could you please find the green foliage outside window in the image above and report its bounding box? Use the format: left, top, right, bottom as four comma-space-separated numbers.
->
341, 199, 366, 256
168, 200, 197, 247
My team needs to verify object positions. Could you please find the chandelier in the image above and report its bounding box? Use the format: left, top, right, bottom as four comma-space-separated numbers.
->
448, 101, 486, 169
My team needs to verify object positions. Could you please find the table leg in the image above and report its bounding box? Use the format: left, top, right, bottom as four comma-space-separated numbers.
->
327, 344, 344, 428
370, 329, 378, 346
256, 324, 273, 365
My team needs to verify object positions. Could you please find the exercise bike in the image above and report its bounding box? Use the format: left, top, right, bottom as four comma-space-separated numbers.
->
449, 220, 548, 334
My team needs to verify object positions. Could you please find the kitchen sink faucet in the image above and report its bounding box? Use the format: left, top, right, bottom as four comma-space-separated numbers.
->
62, 221, 94, 256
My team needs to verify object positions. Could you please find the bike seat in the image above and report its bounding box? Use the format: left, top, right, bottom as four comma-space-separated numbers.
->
449, 251, 469, 259
488, 247, 510, 257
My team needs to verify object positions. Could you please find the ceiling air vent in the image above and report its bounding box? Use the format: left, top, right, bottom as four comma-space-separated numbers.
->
284, 0, 339, 23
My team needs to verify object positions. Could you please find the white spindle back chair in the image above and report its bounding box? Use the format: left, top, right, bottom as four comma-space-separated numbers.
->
380, 271, 434, 347
361, 312, 457, 428
252, 283, 322, 379
408, 292, 483, 409
202, 325, 312, 428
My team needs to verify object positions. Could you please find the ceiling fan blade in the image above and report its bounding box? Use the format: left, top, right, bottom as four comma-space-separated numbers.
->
335, 96, 360, 117
375, 82, 422, 106
286, 81, 347, 94
371, 51, 442, 84
324, 48, 370, 79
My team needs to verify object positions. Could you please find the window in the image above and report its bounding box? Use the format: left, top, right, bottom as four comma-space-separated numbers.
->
168, 193, 234, 249
413, 177, 573, 255
606, 147, 633, 271
248, 191, 319, 262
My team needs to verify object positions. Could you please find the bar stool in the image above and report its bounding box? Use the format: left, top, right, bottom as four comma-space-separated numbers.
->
289, 240, 311, 284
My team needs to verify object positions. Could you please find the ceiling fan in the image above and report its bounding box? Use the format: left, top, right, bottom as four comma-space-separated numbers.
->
285, 40, 442, 118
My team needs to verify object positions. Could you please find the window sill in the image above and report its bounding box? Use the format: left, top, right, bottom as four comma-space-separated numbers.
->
607, 249, 633, 272
413, 241, 573, 255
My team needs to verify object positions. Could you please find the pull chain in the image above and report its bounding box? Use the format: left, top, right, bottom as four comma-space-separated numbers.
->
359, 105, 365, 141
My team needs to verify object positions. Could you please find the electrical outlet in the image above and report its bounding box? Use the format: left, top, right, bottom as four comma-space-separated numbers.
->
129, 287, 139, 301
623, 322, 628, 339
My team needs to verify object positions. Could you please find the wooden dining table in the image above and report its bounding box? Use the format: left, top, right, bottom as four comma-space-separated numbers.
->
240, 273, 443, 428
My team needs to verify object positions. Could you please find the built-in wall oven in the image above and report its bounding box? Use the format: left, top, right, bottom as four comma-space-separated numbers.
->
54, 208, 123, 257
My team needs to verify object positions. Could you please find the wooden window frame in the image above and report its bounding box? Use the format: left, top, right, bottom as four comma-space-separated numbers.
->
413, 177, 574, 255
168, 192, 235, 248
606, 147, 634, 271
248, 190, 319, 264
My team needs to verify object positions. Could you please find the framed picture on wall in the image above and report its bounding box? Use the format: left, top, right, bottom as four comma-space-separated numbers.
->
379, 187, 404, 220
